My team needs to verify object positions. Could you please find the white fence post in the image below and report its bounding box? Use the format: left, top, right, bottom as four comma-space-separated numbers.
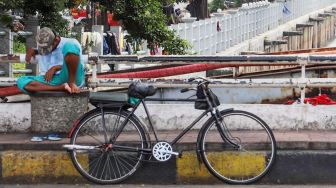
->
0, 28, 12, 77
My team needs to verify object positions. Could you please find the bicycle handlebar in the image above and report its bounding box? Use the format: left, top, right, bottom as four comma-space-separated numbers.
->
180, 77, 211, 93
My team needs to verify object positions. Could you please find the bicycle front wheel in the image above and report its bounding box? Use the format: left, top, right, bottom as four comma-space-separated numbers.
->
69, 109, 147, 184
199, 110, 276, 184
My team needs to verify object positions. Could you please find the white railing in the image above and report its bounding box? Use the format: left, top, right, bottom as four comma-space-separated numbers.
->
170, 0, 336, 55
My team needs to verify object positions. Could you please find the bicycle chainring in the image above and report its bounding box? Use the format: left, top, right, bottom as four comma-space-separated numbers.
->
152, 142, 173, 162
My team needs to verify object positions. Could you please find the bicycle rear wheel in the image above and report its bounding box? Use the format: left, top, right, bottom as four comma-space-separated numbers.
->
199, 110, 276, 184
69, 109, 147, 184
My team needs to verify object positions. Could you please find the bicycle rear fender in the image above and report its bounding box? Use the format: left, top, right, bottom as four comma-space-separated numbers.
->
195, 108, 234, 163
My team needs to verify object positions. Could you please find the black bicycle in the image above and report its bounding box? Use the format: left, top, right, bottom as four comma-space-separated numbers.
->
63, 77, 276, 184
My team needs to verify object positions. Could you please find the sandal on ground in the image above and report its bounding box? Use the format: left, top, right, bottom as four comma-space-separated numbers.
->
30, 136, 45, 142
47, 134, 62, 141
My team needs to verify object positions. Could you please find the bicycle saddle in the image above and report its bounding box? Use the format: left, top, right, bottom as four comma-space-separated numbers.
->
128, 82, 157, 99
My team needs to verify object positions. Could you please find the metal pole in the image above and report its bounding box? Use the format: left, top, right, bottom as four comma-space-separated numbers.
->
300, 55, 307, 104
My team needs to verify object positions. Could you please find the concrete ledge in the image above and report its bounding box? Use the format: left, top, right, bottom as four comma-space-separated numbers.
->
2, 103, 336, 132
135, 104, 336, 130
2, 150, 336, 184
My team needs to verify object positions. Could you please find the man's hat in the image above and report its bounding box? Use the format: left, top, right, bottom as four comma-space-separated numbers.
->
36, 27, 55, 55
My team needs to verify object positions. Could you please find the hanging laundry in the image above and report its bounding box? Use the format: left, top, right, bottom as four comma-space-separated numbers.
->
103, 36, 110, 55
105, 32, 121, 71
81, 32, 103, 54
81, 32, 91, 54
91, 32, 102, 47
91, 32, 103, 54
125, 42, 133, 55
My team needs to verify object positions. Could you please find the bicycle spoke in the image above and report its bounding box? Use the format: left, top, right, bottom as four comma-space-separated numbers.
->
118, 154, 139, 166
112, 150, 123, 178
113, 153, 135, 173
90, 152, 105, 178
113, 153, 127, 176
100, 153, 109, 180
80, 130, 105, 145
103, 155, 110, 180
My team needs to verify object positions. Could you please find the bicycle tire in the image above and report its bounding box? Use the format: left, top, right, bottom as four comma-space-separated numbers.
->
199, 110, 276, 184
69, 108, 148, 184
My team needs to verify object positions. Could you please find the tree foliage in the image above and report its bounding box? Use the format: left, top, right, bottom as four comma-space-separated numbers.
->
208, 0, 226, 13
0, 0, 190, 55
0, 0, 74, 36
102, 0, 190, 55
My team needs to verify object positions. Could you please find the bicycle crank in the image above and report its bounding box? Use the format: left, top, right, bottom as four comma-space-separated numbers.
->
152, 142, 179, 162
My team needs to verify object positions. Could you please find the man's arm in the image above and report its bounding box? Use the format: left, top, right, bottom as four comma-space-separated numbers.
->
45, 65, 62, 82
25, 48, 38, 64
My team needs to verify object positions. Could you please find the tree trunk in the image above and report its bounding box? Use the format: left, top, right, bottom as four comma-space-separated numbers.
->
194, 0, 209, 20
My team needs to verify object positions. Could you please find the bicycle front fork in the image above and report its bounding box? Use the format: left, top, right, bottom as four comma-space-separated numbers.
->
212, 108, 241, 149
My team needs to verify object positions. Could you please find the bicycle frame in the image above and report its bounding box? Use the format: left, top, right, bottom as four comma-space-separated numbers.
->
143, 97, 210, 146
104, 97, 210, 153
109, 95, 238, 154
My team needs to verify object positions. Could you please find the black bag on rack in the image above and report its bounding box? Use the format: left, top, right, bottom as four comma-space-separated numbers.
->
195, 86, 220, 110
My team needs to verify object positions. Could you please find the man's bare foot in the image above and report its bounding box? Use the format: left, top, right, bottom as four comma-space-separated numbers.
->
64, 83, 72, 93
69, 83, 80, 93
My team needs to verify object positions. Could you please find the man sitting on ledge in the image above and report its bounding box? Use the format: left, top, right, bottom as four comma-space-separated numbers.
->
17, 27, 84, 94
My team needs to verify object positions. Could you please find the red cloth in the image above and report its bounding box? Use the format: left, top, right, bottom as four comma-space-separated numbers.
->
108, 13, 120, 26
287, 94, 336, 105
72, 9, 87, 19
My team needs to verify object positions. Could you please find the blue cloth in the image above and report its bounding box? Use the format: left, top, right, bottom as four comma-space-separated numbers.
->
283, 4, 291, 15
37, 37, 83, 75
103, 36, 110, 55
17, 39, 84, 93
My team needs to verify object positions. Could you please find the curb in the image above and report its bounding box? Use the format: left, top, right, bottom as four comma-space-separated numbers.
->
1, 150, 336, 184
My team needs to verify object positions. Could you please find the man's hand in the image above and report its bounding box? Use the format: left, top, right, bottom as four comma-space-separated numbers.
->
25, 48, 36, 64
44, 65, 62, 82
44, 68, 56, 82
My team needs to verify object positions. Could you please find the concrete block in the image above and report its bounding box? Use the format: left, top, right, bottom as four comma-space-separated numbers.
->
283, 31, 304, 36
1, 151, 85, 184
319, 13, 333, 17
309, 17, 325, 22
30, 91, 89, 132
264, 40, 288, 46
0, 103, 30, 132
296, 23, 314, 28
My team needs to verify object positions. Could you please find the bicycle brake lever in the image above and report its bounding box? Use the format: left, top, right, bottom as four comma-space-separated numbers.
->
188, 78, 196, 82
180, 88, 189, 93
